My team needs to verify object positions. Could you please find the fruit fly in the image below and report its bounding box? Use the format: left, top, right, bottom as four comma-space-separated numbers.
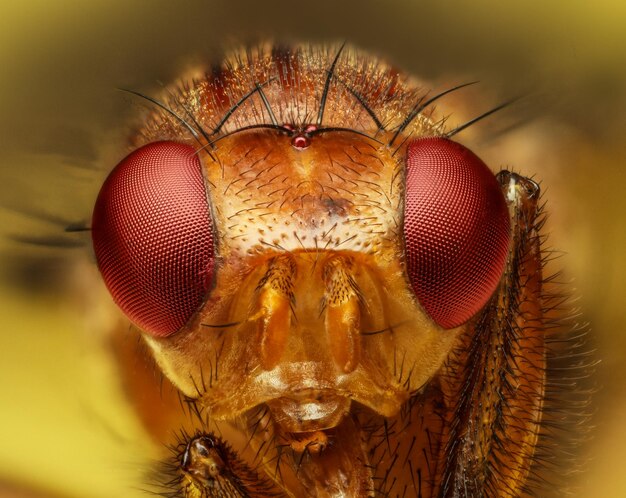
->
89, 44, 588, 497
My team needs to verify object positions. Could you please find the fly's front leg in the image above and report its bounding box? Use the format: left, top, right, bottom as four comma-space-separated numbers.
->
436, 170, 545, 497
159, 431, 288, 498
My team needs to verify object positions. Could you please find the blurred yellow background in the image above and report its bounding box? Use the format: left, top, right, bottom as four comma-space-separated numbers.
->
1, 1, 625, 496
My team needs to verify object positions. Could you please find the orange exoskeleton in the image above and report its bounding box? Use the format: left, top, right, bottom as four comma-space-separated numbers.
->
90, 44, 589, 497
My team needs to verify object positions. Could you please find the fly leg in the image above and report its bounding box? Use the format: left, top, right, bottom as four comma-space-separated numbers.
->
435, 171, 545, 497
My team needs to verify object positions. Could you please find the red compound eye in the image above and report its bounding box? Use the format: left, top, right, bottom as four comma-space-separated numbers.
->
92, 142, 214, 337
403, 137, 510, 329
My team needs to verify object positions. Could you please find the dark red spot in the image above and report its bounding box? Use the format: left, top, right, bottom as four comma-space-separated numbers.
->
292, 135, 310, 149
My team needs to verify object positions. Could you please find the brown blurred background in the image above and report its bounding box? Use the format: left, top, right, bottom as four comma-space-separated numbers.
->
1, 0, 625, 496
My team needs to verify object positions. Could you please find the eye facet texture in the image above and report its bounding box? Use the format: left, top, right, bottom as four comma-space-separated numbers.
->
92, 142, 214, 337
403, 137, 510, 329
